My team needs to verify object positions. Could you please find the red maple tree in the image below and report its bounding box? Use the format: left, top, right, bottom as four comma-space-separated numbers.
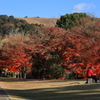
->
61, 17, 100, 77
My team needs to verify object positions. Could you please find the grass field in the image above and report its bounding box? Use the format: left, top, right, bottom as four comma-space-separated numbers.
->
15, 17, 59, 27
0, 77, 100, 100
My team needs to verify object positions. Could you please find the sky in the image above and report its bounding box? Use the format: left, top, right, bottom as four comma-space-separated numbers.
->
0, 0, 100, 18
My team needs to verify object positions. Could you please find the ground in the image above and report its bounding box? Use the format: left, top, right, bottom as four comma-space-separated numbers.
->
15, 17, 59, 27
0, 77, 100, 100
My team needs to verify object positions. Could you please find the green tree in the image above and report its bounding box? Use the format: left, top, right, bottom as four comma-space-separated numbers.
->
0, 15, 44, 37
8, 16, 14, 23
56, 13, 88, 30
0, 15, 8, 23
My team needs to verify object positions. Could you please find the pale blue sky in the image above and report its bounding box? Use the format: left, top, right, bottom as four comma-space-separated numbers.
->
0, 0, 100, 18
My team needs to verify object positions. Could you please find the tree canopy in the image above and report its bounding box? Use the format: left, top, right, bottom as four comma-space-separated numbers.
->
56, 13, 88, 30
0, 15, 44, 38
0, 14, 100, 79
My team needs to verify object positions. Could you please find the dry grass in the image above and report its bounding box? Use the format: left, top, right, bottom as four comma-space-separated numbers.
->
15, 17, 59, 27
0, 77, 100, 100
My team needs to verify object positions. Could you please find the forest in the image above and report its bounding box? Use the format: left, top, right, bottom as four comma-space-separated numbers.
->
0, 13, 100, 80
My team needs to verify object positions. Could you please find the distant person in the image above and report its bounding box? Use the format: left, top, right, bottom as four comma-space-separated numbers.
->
86, 66, 97, 83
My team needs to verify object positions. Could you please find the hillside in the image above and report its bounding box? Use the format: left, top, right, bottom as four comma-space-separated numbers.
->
15, 17, 59, 27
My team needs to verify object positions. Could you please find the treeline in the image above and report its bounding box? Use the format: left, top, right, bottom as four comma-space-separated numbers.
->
0, 15, 44, 37
0, 13, 100, 80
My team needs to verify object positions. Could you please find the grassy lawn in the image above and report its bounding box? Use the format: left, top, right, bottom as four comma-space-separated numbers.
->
0, 77, 100, 100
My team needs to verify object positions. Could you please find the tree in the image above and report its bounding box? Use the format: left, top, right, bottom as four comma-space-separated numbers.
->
1, 16, 100, 79
61, 16, 100, 78
56, 13, 88, 30
33, 25, 100, 78
0, 34, 34, 78
30, 27, 66, 79
0, 15, 44, 37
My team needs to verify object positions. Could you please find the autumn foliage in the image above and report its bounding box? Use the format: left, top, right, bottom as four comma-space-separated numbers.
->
61, 17, 100, 77
0, 16, 100, 79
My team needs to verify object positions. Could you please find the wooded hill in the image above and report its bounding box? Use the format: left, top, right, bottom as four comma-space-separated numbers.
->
1, 13, 100, 79
0, 15, 59, 39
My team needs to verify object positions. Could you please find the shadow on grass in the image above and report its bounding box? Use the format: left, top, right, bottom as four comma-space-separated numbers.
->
0, 77, 38, 82
5, 84, 100, 100
0, 77, 81, 83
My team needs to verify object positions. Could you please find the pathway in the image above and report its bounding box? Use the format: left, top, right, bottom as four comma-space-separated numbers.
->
0, 86, 11, 100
